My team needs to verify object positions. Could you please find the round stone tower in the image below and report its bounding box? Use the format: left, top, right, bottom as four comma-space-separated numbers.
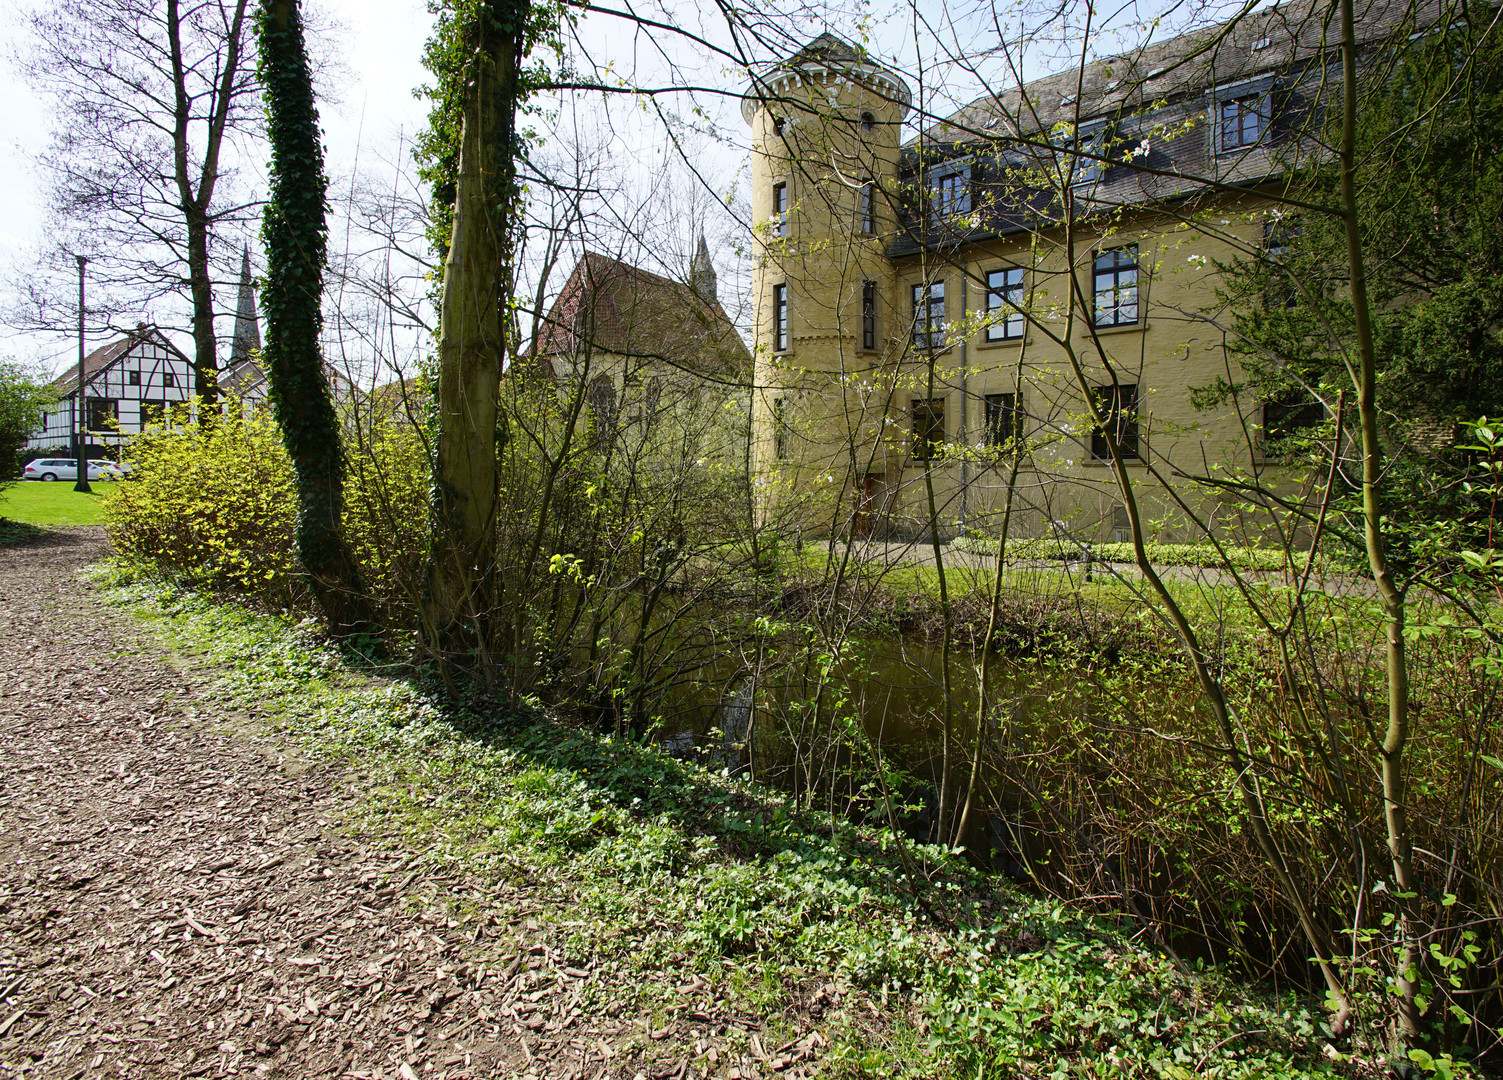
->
743, 34, 911, 534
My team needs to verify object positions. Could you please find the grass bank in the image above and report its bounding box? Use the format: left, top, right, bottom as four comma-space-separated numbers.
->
103, 566, 1374, 1079
0, 480, 116, 525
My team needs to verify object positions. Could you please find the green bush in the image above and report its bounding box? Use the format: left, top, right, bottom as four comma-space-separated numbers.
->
105, 409, 431, 621
105, 412, 301, 606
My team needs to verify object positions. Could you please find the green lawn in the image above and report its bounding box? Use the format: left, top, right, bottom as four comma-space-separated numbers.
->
0, 480, 118, 526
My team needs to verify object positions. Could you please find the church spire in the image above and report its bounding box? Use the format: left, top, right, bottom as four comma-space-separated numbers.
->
690, 232, 717, 304
229, 245, 261, 367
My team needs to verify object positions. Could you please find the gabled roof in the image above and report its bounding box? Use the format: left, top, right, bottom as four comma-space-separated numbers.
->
51, 326, 189, 395
533, 252, 751, 379
218, 356, 266, 397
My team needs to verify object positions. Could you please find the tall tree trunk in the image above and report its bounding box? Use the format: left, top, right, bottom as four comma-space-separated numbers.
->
255, 0, 372, 635
425, 0, 524, 654
1336, 0, 1420, 1041
185, 205, 220, 409
167, 0, 248, 415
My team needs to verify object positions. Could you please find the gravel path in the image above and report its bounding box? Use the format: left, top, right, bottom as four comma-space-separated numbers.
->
0, 529, 590, 1080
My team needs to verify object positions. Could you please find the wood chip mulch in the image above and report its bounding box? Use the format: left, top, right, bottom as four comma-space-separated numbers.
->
0, 528, 819, 1080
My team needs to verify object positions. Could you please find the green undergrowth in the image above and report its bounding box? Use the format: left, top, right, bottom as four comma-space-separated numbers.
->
950, 535, 1298, 573
104, 566, 1373, 1079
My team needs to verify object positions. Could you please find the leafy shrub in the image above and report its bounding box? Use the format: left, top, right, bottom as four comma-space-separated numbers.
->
105, 409, 431, 621
105, 411, 301, 606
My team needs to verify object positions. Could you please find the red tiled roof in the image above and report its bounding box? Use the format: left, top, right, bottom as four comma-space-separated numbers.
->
532, 252, 750, 378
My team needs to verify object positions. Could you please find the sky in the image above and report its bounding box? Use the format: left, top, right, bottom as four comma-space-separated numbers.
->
0, 0, 438, 376
0, 0, 1213, 379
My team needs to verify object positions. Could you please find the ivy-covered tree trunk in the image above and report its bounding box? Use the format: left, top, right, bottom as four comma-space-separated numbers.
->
424, 0, 527, 654
255, 0, 372, 635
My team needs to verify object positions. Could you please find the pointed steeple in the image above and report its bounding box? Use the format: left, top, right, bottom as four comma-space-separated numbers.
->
689, 232, 717, 304
229, 245, 261, 367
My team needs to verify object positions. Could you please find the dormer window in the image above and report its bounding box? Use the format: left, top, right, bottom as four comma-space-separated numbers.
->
1070, 124, 1112, 188
1219, 95, 1267, 149
1210, 76, 1275, 155
928, 165, 970, 220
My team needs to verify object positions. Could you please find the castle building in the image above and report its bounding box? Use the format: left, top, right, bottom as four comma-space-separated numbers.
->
530, 249, 752, 453
743, 5, 1373, 541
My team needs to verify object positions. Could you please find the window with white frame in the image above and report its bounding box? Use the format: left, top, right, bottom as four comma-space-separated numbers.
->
772, 283, 789, 351
986, 267, 1026, 341
911, 281, 946, 349
1071, 125, 1111, 187
1093, 246, 1139, 327
771, 181, 788, 238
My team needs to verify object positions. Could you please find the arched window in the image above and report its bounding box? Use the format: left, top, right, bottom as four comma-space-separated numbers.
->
772, 115, 786, 137
860, 111, 876, 133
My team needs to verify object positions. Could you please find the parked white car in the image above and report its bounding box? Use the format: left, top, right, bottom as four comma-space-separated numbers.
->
22, 458, 124, 482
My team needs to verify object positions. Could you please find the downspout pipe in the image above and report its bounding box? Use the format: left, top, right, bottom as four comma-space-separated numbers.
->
959, 271, 968, 532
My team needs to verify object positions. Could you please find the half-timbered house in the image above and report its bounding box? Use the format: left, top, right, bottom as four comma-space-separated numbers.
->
27, 326, 196, 459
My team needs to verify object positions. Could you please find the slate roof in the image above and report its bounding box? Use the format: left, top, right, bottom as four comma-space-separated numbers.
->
533, 252, 751, 379
886, 0, 1435, 257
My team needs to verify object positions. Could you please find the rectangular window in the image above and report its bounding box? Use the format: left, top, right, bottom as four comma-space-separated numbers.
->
1090, 383, 1139, 460
985, 268, 1026, 342
1072, 128, 1109, 187
912, 398, 945, 460
861, 281, 877, 351
773, 397, 789, 459
1218, 95, 1268, 151
859, 182, 876, 235
772, 283, 789, 351
1262, 395, 1324, 446
127, 370, 141, 386
1264, 218, 1299, 309
163, 372, 176, 388
85, 397, 118, 433
911, 281, 946, 349
931, 169, 969, 217
984, 393, 1022, 448
772, 182, 788, 238
139, 400, 166, 426
1093, 246, 1139, 327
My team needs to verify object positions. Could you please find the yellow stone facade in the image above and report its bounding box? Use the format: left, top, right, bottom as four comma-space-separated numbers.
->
745, 35, 1304, 542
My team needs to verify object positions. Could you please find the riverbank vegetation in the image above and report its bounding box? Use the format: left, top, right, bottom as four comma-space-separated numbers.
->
87, 0, 1503, 1072
102, 563, 1369, 1079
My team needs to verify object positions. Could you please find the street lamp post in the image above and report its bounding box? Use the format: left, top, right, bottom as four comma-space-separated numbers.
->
74, 255, 91, 494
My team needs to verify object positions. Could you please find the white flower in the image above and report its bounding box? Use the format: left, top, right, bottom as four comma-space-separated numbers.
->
1186, 254, 1208, 267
